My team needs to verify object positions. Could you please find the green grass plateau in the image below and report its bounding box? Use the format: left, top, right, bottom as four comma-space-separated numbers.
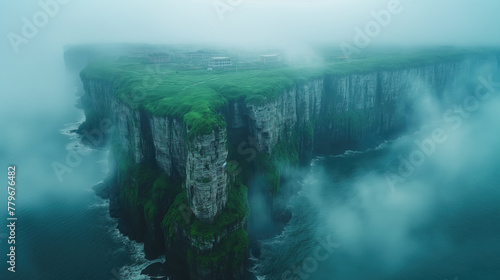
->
80, 48, 493, 136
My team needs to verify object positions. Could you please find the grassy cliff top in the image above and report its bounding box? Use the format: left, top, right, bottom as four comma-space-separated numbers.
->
80, 47, 494, 136
81, 60, 324, 135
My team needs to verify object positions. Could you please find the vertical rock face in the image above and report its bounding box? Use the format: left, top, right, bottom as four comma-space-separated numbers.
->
112, 100, 145, 163
233, 58, 497, 155
186, 128, 228, 222
149, 115, 187, 177
316, 60, 494, 148
241, 79, 323, 153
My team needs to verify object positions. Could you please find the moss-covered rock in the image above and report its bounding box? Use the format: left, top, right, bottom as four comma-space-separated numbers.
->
255, 138, 300, 195
162, 183, 250, 279
113, 150, 182, 258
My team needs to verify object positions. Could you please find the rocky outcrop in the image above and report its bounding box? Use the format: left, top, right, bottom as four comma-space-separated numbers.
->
242, 79, 323, 153
150, 116, 187, 177
316, 59, 497, 151
186, 129, 228, 222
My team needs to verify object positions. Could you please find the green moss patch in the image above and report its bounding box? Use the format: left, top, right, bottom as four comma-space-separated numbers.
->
162, 182, 249, 242
256, 139, 300, 195
117, 158, 181, 224
191, 228, 249, 270
162, 183, 250, 275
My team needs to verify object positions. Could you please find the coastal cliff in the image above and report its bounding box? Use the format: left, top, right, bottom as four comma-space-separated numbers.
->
74, 49, 498, 279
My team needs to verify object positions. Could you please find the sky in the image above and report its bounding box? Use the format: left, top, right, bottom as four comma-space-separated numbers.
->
2, 0, 500, 59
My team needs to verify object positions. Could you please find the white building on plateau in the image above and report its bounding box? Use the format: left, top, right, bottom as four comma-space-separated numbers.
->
209, 57, 232, 68
260, 54, 279, 64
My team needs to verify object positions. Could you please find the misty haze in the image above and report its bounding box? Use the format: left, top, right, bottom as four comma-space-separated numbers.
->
1, 1, 500, 280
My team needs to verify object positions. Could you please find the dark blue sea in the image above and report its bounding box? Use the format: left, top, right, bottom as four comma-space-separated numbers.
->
0, 58, 162, 280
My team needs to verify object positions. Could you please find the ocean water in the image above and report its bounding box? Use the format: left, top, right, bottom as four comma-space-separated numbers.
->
0, 77, 162, 280
253, 96, 500, 280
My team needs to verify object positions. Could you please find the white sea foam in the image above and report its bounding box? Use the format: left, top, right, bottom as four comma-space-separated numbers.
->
60, 112, 94, 155
330, 139, 391, 159
116, 237, 166, 280
89, 199, 109, 209
91, 196, 166, 280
